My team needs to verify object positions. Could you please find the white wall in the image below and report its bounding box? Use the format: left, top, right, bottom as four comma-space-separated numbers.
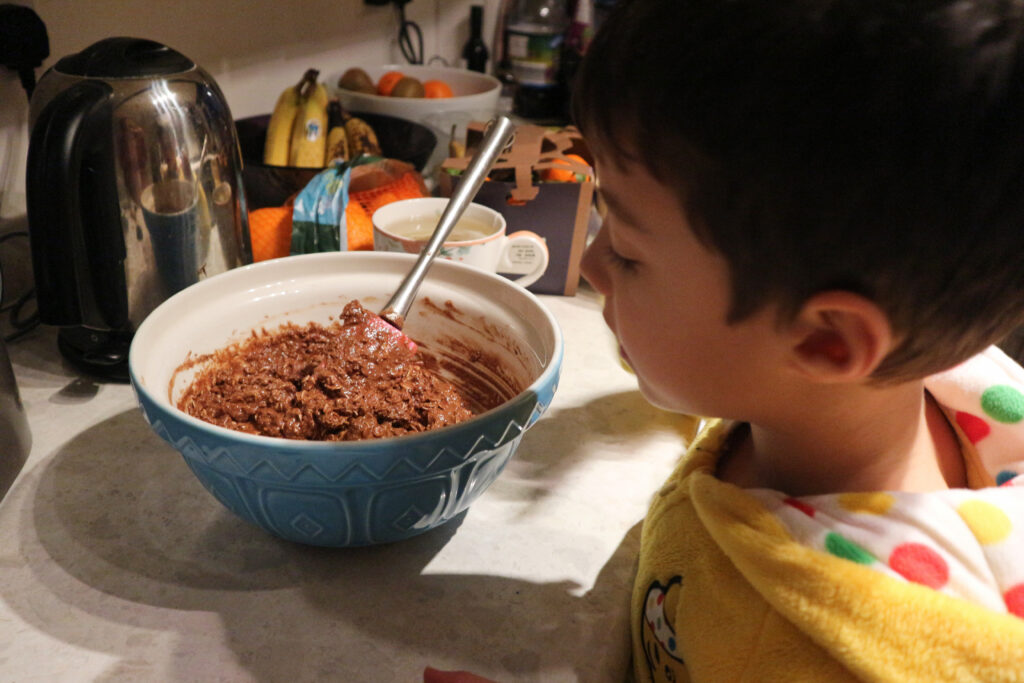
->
0, 0, 502, 219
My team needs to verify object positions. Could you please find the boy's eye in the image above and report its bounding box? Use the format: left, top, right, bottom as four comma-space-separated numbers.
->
605, 243, 639, 271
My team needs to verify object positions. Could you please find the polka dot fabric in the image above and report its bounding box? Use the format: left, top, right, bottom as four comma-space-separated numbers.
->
752, 346, 1024, 619
928, 347, 1024, 484
758, 484, 1024, 617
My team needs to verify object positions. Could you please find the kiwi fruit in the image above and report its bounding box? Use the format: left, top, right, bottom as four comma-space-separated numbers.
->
337, 68, 376, 94
390, 76, 425, 98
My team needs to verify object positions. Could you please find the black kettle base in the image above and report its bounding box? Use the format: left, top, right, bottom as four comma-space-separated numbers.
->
57, 327, 131, 383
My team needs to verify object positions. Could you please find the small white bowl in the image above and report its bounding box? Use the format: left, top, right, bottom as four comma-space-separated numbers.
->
331, 64, 501, 133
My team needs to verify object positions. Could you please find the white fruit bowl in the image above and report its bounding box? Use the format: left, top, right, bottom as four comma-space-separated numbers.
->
330, 64, 501, 133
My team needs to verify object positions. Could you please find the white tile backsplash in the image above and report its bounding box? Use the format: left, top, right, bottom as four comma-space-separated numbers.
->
0, 0, 502, 217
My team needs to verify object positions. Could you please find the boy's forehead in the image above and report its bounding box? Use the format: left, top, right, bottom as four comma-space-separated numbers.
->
598, 161, 679, 236
598, 186, 643, 232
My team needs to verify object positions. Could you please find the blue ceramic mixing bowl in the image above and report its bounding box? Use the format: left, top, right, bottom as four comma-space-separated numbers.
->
128, 251, 562, 547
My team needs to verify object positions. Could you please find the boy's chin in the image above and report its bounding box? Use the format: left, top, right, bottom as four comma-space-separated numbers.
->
636, 382, 688, 414
636, 379, 721, 420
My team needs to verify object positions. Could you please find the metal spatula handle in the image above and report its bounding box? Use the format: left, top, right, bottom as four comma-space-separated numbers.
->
380, 115, 516, 328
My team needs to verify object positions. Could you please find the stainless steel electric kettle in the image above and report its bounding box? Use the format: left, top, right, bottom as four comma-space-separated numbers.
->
26, 37, 250, 380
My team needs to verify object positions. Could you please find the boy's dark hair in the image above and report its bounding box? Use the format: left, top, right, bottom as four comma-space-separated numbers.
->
573, 0, 1024, 380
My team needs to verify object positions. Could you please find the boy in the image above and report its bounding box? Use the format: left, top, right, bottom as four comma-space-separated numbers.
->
573, 0, 1024, 680
429, 0, 1024, 680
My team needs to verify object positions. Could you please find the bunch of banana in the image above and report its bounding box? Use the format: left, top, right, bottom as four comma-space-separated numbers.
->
265, 71, 383, 167
263, 69, 328, 168
323, 100, 382, 162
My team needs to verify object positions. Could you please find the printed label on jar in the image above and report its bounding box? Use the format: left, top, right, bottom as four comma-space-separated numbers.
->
506, 29, 563, 86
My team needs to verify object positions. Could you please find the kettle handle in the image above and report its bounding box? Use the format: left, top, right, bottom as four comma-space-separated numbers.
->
26, 79, 127, 330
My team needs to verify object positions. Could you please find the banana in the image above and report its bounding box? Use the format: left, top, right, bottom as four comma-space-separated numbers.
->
289, 80, 328, 168
447, 124, 465, 159
325, 99, 349, 162
345, 115, 382, 159
311, 77, 330, 112
263, 69, 319, 166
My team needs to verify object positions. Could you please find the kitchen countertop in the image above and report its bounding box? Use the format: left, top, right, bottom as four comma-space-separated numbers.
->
0, 284, 692, 682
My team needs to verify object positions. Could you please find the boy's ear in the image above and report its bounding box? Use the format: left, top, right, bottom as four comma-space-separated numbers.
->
786, 291, 895, 383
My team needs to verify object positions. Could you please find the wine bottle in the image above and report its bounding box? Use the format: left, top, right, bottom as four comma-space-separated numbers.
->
462, 5, 489, 73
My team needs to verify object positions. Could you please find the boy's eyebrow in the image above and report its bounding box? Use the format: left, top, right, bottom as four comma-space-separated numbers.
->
598, 186, 648, 233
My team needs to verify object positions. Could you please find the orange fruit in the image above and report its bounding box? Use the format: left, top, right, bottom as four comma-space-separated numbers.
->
364, 190, 401, 215
248, 206, 293, 262
345, 199, 374, 250
541, 153, 591, 182
422, 79, 454, 98
377, 70, 405, 96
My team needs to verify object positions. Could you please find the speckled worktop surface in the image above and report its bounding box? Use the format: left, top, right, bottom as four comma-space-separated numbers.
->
0, 284, 691, 682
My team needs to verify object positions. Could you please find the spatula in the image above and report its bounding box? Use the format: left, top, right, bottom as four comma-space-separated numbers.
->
372, 115, 517, 352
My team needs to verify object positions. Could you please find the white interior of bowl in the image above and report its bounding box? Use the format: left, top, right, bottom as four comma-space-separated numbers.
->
129, 252, 559, 422
331, 64, 501, 128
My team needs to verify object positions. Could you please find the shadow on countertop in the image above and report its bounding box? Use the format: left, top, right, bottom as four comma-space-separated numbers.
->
0, 398, 659, 682
503, 389, 697, 502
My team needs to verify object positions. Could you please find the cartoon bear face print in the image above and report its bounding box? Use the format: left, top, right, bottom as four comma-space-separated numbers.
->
640, 576, 687, 683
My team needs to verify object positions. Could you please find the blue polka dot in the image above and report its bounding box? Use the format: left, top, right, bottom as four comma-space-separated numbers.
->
996, 470, 1018, 485
656, 617, 662, 629
668, 637, 676, 652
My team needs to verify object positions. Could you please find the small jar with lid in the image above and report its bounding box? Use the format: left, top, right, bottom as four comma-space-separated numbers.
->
503, 0, 569, 119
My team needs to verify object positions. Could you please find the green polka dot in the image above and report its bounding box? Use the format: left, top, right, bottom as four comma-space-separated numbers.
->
980, 385, 1024, 423
997, 470, 1018, 485
825, 532, 876, 565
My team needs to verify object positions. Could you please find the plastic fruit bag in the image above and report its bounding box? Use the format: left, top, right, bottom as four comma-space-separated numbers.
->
291, 160, 352, 253
285, 157, 426, 259
348, 158, 429, 217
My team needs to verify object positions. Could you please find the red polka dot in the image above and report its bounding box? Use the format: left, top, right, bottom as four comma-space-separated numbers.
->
889, 543, 949, 589
784, 497, 816, 517
1006, 584, 1024, 619
955, 411, 991, 444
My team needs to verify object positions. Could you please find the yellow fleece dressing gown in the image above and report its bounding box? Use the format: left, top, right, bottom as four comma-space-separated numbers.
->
633, 347, 1024, 682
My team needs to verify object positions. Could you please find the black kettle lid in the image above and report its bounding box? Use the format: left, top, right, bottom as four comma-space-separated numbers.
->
54, 37, 194, 79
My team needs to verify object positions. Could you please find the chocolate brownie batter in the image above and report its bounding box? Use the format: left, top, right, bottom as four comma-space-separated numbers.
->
177, 300, 475, 441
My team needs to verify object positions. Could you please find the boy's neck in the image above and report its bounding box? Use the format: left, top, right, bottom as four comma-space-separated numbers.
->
717, 381, 966, 495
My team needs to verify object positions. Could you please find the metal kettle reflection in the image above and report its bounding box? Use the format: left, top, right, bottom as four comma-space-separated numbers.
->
25, 37, 250, 380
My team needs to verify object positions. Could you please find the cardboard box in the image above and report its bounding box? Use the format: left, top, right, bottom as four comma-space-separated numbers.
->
439, 123, 594, 296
